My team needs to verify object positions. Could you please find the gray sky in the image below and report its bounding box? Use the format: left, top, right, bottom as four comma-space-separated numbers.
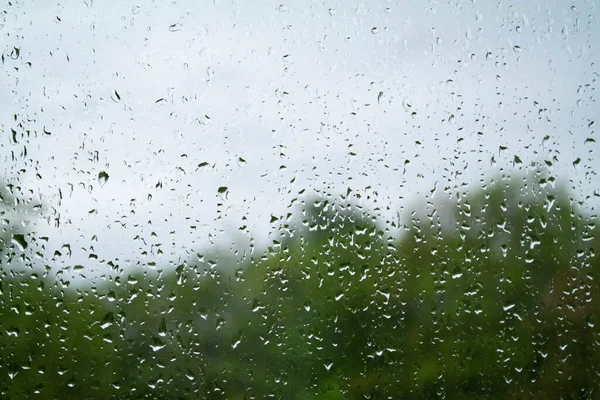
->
1, 0, 598, 279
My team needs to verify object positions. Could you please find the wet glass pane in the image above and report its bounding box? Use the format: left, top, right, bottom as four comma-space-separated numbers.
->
1, 0, 599, 398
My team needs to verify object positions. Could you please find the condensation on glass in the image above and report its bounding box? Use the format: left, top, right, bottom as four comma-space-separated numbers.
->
1, 1, 598, 398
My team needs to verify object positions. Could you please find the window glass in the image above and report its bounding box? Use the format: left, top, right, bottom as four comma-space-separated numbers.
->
1, 0, 599, 398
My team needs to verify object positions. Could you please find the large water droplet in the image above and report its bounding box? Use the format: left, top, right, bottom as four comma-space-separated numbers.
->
11, 234, 28, 251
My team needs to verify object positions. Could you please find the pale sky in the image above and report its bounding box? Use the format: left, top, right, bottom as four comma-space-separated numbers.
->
1, 0, 598, 280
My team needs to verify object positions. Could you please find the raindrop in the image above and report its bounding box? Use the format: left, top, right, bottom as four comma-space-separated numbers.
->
11, 234, 28, 251
100, 312, 114, 329
169, 23, 183, 32
150, 338, 166, 352
158, 317, 167, 337
451, 265, 463, 279
231, 331, 243, 349
98, 171, 109, 187
10, 47, 20, 60
110, 90, 121, 102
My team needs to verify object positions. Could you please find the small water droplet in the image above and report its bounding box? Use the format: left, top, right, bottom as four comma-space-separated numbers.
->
169, 23, 183, 32
10, 47, 20, 60
110, 90, 121, 102
98, 171, 109, 187
231, 331, 243, 349
100, 312, 114, 329
150, 337, 166, 352
451, 265, 463, 279
185, 369, 196, 381
158, 317, 167, 337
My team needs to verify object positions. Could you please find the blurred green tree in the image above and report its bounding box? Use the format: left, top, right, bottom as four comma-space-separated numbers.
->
1, 167, 599, 399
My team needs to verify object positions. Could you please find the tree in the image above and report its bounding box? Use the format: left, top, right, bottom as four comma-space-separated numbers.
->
2, 168, 599, 398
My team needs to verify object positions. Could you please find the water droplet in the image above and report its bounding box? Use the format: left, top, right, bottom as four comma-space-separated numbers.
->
11, 234, 28, 251
451, 265, 463, 279
231, 331, 243, 349
10, 47, 20, 60
587, 315, 595, 328
158, 317, 167, 337
110, 90, 121, 102
150, 337, 166, 352
100, 312, 114, 329
169, 23, 183, 32
303, 300, 311, 312
251, 299, 264, 312
98, 171, 109, 187
185, 369, 196, 381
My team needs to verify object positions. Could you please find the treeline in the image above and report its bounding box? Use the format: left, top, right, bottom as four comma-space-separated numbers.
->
1, 169, 599, 399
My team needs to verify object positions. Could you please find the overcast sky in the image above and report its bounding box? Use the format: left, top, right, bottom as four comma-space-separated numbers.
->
1, 0, 598, 279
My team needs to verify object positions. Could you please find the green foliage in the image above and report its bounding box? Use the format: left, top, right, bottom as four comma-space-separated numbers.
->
1, 171, 599, 398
